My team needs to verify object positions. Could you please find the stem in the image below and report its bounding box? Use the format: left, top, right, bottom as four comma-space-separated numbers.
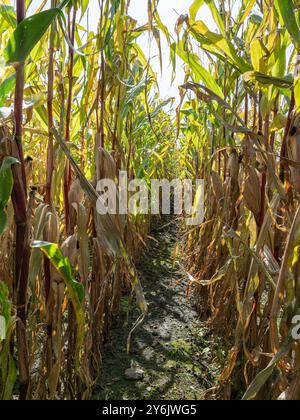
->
100, 0, 105, 150
244, 92, 248, 127
11, 0, 30, 400
100, 51, 105, 150
258, 114, 269, 231
65, 6, 76, 143
64, 5, 77, 234
44, 0, 56, 381
270, 94, 279, 151
45, 14, 55, 206
280, 93, 295, 183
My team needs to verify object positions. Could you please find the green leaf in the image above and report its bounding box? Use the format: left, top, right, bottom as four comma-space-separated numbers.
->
0, 212, 8, 236
32, 240, 85, 360
205, 0, 226, 36
0, 315, 6, 340
237, 0, 256, 26
0, 74, 16, 107
190, 21, 251, 73
269, 33, 289, 78
0, 5, 17, 29
58, 0, 73, 9
274, 0, 300, 51
190, 0, 205, 21
0, 157, 19, 206
0, 281, 17, 400
0, 157, 19, 235
175, 41, 224, 99
4, 9, 62, 65
81, 0, 89, 17
244, 71, 293, 88
31, 241, 85, 305
250, 38, 267, 73
242, 335, 293, 400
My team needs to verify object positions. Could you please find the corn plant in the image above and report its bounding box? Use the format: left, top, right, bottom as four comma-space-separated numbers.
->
1, 0, 300, 401
0, 0, 174, 400
173, 0, 300, 400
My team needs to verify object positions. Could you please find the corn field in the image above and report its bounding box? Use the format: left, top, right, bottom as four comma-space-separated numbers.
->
0, 0, 300, 401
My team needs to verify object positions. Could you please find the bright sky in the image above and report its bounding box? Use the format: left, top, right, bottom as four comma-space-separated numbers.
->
10, 0, 216, 100
128, 0, 215, 100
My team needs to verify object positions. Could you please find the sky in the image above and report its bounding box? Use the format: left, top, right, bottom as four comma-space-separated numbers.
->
128, 0, 215, 100
10, 0, 216, 100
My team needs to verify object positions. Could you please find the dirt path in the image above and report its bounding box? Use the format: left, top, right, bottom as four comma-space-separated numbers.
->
96, 217, 222, 400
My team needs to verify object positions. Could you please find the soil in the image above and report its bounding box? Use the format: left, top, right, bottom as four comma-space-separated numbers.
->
95, 217, 224, 400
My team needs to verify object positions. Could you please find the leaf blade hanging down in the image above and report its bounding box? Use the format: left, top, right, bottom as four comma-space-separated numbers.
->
175, 41, 225, 98
190, 20, 251, 73
0, 74, 16, 107
51, 127, 122, 256
274, 0, 300, 51
51, 128, 148, 349
242, 334, 293, 400
181, 81, 286, 199
4, 8, 62, 65
243, 71, 293, 88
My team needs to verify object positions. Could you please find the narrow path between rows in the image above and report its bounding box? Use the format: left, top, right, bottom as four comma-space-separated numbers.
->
96, 217, 221, 400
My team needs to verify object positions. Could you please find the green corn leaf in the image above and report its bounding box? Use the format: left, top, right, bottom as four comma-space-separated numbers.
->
4, 9, 63, 65
250, 38, 267, 73
175, 41, 224, 99
0, 315, 5, 340
31, 241, 85, 306
244, 71, 293, 88
274, 0, 300, 51
0, 212, 8, 237
0, 157, 19, 235
238, 0, 256, 26
0, 5, 17, 29
189, 0, 205, 21
190, 21, 251, 73
58, 0, 73, 9
205, 0, 226, 36
0, 74, 16, 107
81, 0, 89, 17
242, 335, 293, 400
32, 240, 85, 362
0, 281, 16, 400
0, 157, 19, 206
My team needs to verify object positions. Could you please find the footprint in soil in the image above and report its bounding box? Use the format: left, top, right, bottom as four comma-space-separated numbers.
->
95, 216, 215, 401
